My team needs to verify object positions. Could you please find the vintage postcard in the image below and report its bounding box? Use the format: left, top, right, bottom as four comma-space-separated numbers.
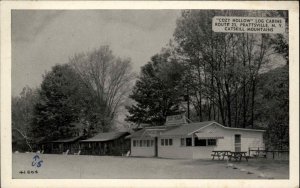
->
1, 1, 299, 188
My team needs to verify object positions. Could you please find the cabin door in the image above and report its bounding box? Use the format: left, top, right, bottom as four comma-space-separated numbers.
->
234, 134, 241, 152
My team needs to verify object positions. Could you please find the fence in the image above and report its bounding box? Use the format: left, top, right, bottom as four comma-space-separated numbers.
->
248, 147, 289, 160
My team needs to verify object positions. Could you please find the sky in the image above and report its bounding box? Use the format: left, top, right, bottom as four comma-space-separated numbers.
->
12, 10, 181, 96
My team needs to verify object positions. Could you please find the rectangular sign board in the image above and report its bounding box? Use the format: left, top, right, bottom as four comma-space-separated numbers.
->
166, 114, 186, 124
212, 16, 286, 33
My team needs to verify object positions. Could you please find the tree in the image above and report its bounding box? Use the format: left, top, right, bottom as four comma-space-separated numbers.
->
69, 46, 136, 132
173, 10, 276, 128
255, 65, 289, 149
126, 49, 186, 126
12, 86, 39, 151
267, 10, 289, 63
31, 64, 93, 141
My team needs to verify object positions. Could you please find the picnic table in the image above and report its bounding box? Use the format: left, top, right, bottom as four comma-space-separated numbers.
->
211, 150, 231, 160
228, 151, 249, 162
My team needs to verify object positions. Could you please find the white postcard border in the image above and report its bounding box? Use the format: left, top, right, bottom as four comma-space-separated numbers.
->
1, 1, 299, 188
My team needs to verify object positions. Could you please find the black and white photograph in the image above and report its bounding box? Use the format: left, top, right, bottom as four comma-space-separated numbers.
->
1, 1, 299, 188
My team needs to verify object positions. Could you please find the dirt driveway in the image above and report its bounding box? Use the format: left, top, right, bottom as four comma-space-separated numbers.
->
12, 153, 288, 179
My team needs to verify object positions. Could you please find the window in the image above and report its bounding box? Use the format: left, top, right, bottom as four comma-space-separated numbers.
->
151, 140, 154, 147
133, 140, 136, 147
193, 138, 217, 146
147, 140, 150, 147
181, 138, 185, 146
186, 138, 192, 146
161, 139, 173, 146
235, 135, 241, 143
143, 140, 147, 147
208, 139, 217, 146
194, 138, 207, 146
139, 140, 143, 147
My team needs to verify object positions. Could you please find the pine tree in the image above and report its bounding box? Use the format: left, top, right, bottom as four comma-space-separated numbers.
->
126, 50, 185, 126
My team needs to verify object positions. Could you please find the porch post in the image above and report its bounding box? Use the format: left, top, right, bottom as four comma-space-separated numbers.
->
192, 134, 195, 146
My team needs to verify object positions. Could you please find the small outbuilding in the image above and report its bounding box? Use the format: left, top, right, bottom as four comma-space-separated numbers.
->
79, 131, 130, 156
49, 135, 84, 154
130, 115, 265, 159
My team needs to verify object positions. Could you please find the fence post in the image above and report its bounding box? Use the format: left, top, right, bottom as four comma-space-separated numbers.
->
248, 147, 250, 156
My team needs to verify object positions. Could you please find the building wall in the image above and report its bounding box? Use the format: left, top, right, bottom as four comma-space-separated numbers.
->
157, 137, 216, 159
130, 123, 264, 159
158, 137, 192, 159
158, 137, 215, 159
200, 124, 265, 152
130, 138, 155, 157
192, 146, 216, 159
157, 123, 264, 159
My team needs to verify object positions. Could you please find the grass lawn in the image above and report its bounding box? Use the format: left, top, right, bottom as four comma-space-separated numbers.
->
12, 153, 289, 179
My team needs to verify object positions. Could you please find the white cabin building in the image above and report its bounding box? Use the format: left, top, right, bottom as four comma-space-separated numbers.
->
130, 115, 265, 159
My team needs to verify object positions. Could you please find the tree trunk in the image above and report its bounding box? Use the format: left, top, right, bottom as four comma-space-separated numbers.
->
199, 91, 203, 121
225, 83, 232, 127
217, 84, 226, 126
196, 61, 203, 122
234, 86, 238, 128
242, 33, 247, 128
250, 79, 256, 128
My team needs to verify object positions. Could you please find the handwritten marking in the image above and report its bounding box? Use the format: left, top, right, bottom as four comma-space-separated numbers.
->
32, 154, 43, 168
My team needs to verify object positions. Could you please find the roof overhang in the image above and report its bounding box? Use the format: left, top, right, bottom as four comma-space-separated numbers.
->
79, 132, 129, 142
188, 122, 265, 135
51, 136, 84, 143
125, 135, 132, 139
80, 139, 112, 142
187, 122, 215, 135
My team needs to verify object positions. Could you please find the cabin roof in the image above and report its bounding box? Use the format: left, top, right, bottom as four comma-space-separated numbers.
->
128, 125, 180, 138
130, 121, 265, 138
80, 131, 129, 142
161, 121, 265, 136
161, 121, 215, 136
51, 135, 84, 143
32, 136, 49, 144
